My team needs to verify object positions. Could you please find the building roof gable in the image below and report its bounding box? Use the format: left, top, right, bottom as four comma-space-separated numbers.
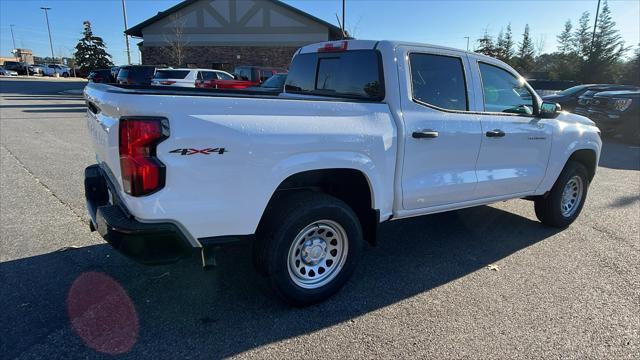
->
125, 0, 343, 38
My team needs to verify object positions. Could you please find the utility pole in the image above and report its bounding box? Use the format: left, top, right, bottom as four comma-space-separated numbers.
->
40, 7, 55, 62
342, 0, 345, 38
122, 0, 132, 64
590, 0, 601, 51
464, 36, 470, 51
9, 24, 17, 60
9, 24, 17, 50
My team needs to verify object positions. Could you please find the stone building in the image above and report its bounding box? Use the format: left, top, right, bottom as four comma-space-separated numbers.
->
125, 0, 344, 71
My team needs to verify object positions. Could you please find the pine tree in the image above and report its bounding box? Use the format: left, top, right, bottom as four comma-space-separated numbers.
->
502, 23, 515, 61
475, 30, 497, 58
496, 30, 505, 59
495, 27, 515, 63
557, 20, 573, 54
516, 24, 535, 74
74, 21, 113, 72
583, 0, 627, 82
619, 45, 639, 85
573, 12, 591, 60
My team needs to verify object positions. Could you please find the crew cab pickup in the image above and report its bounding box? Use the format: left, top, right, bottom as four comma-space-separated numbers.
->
84, 40, 601, 306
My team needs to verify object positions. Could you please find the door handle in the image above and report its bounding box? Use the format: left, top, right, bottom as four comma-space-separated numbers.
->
485, 129, 506, 138
412, 129, 439, 139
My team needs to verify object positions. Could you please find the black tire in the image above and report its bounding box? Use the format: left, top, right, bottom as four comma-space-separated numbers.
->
535, 161, 589, 228
62, 72, 69, 78
256, 191, 363, 306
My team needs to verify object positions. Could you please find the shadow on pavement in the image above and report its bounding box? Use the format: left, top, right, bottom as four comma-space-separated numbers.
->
0, 78, 86, 96
3, 95, 84, 101
598, 139, 640, 171
1, 104, 86, 108
1, 205, 559, 358
22, 108, 87, 114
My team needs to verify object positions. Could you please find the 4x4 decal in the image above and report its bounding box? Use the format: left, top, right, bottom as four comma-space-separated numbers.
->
170, 148, 227, 155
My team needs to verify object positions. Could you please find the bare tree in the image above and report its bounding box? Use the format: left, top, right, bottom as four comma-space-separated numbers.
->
162, 13, 189, 67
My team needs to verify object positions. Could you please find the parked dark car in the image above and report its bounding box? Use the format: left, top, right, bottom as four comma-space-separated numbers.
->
116, 65, 159, 85
246, 73, 287, 93
573, 84, 639, 116
541, 84, 597, 112
528, 79, 579, 97
584, 90, 639, 142
88, 69, 114, 83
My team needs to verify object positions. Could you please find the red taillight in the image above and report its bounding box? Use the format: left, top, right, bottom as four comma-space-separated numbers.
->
160, 80, 176, 85
318, 41, 348, 52
119, 118, 169, 196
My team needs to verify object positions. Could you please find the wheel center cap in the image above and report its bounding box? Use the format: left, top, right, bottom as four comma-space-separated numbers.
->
301, 238, 326, 265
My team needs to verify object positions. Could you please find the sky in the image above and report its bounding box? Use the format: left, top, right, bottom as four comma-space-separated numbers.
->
1, 0, 638, 65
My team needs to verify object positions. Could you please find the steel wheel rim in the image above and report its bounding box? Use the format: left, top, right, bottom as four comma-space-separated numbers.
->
287, 220, 349, 289
561, 175, 583, 217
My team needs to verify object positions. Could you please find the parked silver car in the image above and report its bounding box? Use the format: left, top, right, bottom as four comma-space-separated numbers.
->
0, 66, 19, 76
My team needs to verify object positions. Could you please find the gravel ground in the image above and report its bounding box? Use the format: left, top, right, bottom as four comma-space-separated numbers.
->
1, 77, 639, 359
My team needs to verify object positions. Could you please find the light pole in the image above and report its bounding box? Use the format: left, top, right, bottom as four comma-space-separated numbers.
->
464, 36, 470, 51
40, 7, 55, 62
121, 0, 132, 65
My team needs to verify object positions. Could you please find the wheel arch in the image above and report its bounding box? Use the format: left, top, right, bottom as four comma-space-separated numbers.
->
567, 148, 598, 182
258, 168, 381, 246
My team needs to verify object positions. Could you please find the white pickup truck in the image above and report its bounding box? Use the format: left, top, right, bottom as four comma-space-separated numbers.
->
84, 40, 601, 305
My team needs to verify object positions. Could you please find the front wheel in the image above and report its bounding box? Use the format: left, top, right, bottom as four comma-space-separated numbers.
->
534, 161, 589, 228
256, 192, 363, 306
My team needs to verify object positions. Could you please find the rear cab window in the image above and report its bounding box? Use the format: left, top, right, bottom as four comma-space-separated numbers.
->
285, 50, 384, 101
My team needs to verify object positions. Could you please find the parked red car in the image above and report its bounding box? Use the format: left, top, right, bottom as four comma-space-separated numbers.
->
196, 66, 287, 89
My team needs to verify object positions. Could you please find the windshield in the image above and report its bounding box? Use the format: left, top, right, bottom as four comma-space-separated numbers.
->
557, 85, 590, 96
261, 74, 287, 88
153, 70, 190, 79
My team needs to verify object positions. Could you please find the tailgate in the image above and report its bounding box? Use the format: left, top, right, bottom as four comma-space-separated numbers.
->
84, 84, 129, 191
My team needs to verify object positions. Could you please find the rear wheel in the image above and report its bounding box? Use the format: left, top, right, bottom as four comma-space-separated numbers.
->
535, 161, 589, 228
256, 191, 363, 306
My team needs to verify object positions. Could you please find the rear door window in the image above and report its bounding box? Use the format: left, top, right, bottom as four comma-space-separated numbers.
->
153, 70, 190, 79
201, 71, 219, 81
217, 72, 233, 80
235, 68, 253, 81
409, 53, 468, 111
285, 50, 384, 100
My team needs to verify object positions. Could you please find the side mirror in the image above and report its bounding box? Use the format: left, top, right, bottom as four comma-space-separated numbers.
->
539, 101, 562, 119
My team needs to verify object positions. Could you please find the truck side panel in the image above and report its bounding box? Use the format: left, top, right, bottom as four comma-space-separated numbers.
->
85, 86, 397, 240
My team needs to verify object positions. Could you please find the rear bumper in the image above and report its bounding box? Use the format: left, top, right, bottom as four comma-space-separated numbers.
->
84, 164, 195, 265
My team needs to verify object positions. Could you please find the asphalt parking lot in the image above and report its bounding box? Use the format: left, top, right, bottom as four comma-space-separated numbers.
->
1, 77, 639, 359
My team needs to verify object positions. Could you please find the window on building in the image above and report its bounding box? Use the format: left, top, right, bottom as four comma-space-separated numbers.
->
409, 53, 468, 111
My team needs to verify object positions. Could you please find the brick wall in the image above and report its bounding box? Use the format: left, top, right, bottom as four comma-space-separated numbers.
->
141, 45, 298, 70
